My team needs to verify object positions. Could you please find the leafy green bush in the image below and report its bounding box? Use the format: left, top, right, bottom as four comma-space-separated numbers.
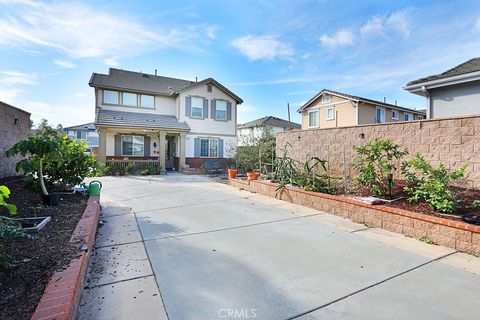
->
401, 154, 467, 213
6, 127, 103, 193
234, 129, 276, 173
353, 138, 408, 196
0, 186, 25, 269
104, 163, 118, 176
125, 163, 135, 174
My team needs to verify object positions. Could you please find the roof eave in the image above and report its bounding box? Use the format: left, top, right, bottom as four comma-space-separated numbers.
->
404, 71, 480, 92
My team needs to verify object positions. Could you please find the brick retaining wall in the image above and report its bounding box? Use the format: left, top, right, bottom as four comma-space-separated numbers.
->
229, 179, 480, 255
277, 115, 480, 189
31, 195, 101, 320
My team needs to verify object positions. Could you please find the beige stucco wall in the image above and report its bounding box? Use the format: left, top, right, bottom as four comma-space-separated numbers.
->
357, 103, 423, 125
277, 115, 480, 189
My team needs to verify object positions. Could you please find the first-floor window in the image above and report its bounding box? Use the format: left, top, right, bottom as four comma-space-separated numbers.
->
76, 131, 87, 139
404, 113, 413, 121
392, 110, 398, 120
200, 138, 218, 157
122, 135, 144, 156
308, 110, 319, 127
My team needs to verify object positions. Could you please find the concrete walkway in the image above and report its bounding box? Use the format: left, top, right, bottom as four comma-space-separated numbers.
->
79, 174, 480, 320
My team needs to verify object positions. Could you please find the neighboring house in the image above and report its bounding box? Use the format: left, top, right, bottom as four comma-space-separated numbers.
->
0, 101, 31, 178
404, 57, 480, 119
64, 123, 99, 152
237, 116, 301, 146
298, 89, 425, 130
89, 68, 243, 171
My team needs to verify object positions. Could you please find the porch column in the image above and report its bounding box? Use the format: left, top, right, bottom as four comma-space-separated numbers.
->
179, 133, 186, 170
97, 129, 107, 163
158, 131, 166, 173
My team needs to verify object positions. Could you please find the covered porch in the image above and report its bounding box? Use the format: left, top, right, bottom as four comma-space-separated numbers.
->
96, 127, 188, 172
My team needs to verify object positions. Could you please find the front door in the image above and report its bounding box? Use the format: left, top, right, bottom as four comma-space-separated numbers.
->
165, 136, 175, 170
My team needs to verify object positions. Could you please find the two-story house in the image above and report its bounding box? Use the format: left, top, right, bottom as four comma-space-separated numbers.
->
404, 57, 480, 119
89, 68, 243, 172
237, 116, 300, 146
298, 89, 425, 130
64, 122, 99, 152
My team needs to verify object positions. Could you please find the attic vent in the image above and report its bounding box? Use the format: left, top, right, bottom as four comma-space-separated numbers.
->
207, 84, 212, 92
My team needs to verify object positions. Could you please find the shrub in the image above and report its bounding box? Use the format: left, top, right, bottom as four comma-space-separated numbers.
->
6, 128, 103, 193
401, 154, 467, 213
125, 163, 135, 174
353, 138, 408, 196
104, 163, 118, 176
0, 186, 25, 269
234, 129, 276, 173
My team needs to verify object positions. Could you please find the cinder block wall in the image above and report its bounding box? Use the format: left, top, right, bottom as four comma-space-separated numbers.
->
276, 116, 480, 189
0, 102, 31, 178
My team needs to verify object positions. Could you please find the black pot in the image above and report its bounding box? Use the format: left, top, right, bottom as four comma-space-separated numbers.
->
43, 193, 60, 206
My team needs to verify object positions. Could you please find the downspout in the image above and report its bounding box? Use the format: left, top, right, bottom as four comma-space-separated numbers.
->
421, 86, 431, 119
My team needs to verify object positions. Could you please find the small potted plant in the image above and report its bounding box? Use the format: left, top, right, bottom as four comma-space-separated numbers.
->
246, 167, 260, 181
227, 166, 238, 179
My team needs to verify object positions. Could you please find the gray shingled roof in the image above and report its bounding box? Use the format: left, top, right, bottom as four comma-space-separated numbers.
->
64, 122, 96, 131
298, 89, 424, 114
238, 116, 301, 129
89, 68, 243, 103
96, 109, 190, 131
407, 57, 480, 86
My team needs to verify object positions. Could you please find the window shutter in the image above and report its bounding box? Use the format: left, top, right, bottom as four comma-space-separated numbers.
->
203, 98, 208, 119
144, 136, 150, 156
227, 102, 232, 121
185, 96, 191, 117
211, 100, 216, 119
114, 135, 121, 156
218, 139, 224, 158
194, 138, 200, 157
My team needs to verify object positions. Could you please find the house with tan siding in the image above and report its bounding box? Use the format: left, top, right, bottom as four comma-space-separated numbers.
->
298, 89, 425, 130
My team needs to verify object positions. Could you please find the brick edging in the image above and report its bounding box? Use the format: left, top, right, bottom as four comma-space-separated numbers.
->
31, 195, 101, 320
230, 178, 480, 255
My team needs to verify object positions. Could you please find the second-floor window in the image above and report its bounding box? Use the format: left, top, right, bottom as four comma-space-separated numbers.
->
405, 113, 413, 121
326, 107, 335, 120
191, 97, 204, 118
308, 110, 319, 127
102, 90, 155, 109
216, 100, 227, 120
76, 131, 87, 140
392, 110, 398, 120
104, 90, 119, 104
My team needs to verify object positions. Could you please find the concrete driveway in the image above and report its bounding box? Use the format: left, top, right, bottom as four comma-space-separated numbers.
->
79, 174, 480, 320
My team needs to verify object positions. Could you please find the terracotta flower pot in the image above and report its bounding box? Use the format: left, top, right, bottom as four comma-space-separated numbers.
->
228, 169, 238, 179
247, 172, 260, 181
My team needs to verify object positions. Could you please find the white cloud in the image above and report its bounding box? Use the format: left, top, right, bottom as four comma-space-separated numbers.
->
23, 101, 94, 127
104, 57, 119, 67
205, 25, 220, 39
361, 16, 384, 37
231, 35, 294, 61
0, 70, 37, 85
0, 1, 215, 59
319, 29, 355, 49
54, 59, 76, 68
0, 88, 23, 104
475, 17, 480, 31
360, 10, 411, 39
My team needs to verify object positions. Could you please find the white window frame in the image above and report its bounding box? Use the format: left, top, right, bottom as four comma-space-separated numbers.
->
76, 131, 87, 140
326, 107, 335, 121
103, 90, 119, 105
191, 97, 204, 118
404, 113, 413, 121
308, 110, 319, 128
121, 135, 144, 157
322, 94, 330, 103
215, 100, 227, 121
391, 110, 398, 120
376, 107, 385, 123
199, 138, 218, 158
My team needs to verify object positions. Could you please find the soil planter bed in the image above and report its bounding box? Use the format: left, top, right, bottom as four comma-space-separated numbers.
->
230, 178, 480, 256
0, 178, 100, 320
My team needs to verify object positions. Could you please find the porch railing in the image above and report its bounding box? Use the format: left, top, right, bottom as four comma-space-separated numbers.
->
106, 160, 160, 171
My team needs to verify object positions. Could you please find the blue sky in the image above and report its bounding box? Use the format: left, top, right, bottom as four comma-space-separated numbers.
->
1, 0, 480, 127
